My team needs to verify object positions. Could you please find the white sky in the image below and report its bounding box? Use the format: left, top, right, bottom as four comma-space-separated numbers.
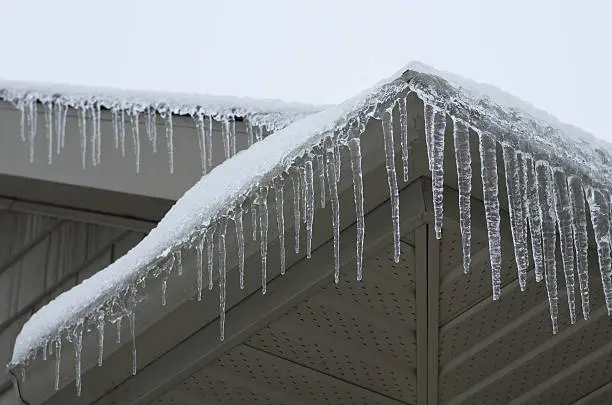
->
1, 0, 610, 141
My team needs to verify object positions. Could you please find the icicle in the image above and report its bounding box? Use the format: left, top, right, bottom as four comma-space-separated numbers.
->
146, 107, 157, 154
73, 321, 84, 396
165, 112, 174, 174
348, 138, 365, 281
290, 167, 301, 253
586, 187, 612, 315
54, 337, 62, 391
97, 315, 105, 367
552, 168, 577, 323
60, 103, 68, 150
334, 141, 341, 184
259, 188, 269, 294
196, 233, 205, 301
325, 137, 341, 282
525, 156, 545, 282
424, 103, 434, 169
381, 109, 401, 263
453, 119, 472, 273
535, 161, 559, 333
161, 278, 168, 306
300, 166, 308, 225
275, 178, 286, 275
431, 108, 446, 239
221, 118, 230, 160
251, 201, 258, 241
206, 117, 213, 168
229, 116, 236, 156
207, 227, 215, 290
129, 311, 137, 375
78, 106, 87, 169
44, 102, 53, 164
399, 97, 410, 182
43, 339, 48, 361
502, 144, 529, 291
256, 126, 263, 142
568, 176, 590, 320
247, 120, 254, 146
54, 101, 62, 155
90, 104, 97, 166
112, 109, 119, 150
305, 159, 315, 258
478, 132, 502, 300
95, 103, 101, 165
115, 317, 122, 343
28, 99, 38, 163
18, 100, 26, 142
196, 113, 208, 174
234, 208, 245, 289
316, 154, 326, 208
130, 112, 141, 173
218, 218, 228, 341
176, 250, 183, 276
120, 109, 126, 157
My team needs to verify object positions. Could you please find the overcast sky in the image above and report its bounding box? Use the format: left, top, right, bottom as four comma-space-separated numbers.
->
1, 0, 610, 141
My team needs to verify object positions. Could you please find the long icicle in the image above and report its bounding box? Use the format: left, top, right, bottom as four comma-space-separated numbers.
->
305, 158, 315, 258
552, 168, 577, 324
196, 113, 208, 175
218, 218, 227, 341
525, 156, 545, 282
567, 175, 590, 320
196, 233, 205, 301
73, 320, 84, 396
28, 99, 38, 163
381, 108, 401, 263
130, 112, 141, 173
229, 116, 237, 156
275, 177, 286, 275
120, 109, 126, 157
95, 102, 101, 165
290, 167, 301, 254
502, 144, 529, 291
206, 117, 213, 168
424, 103, 434, 170
79, 106, 87, 169
55, 101, 63, 155
453, 119, 472, 273
478, 131, 502, 300
44, 101, 53, 164
54, 337, 62, 391
97, 314, 105, 367
90, 104, 97, 166
399, 97, 410, 182
586, 187, 612, 315
259, 188, 269, 294
325, 137, 341, 282
234, 208, 245, 290
348, 137, 365, 281
129, 310, 137, 375
316, 153, 326, 208
251, 201, 258, 242
431, 108, 446, 240
535, 160, 559, 334
165, 112, 174, 174
207, 226, 216, 290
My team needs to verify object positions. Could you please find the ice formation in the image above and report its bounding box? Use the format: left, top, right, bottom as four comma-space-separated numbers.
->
8, 62, 612, 396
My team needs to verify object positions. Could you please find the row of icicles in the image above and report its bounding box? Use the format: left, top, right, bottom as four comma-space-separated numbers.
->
11, 97, 268, 175
14, 90, 612, 397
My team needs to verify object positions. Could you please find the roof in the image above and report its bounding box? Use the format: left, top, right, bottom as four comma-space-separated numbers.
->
9, 61, 612, 393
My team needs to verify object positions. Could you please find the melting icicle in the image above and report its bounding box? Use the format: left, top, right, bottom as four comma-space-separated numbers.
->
112, 109, 119, 149
207, 117, 213, 168
73, 321, 84, 396
525, 156, 545, 282
115, 317, 122, 343
305, 159, 315, 258
502, 144, 529, 291
60, 103, 68, 150
256, 126, 264, 142
221, 118, 230, 160
586, 187, 612, 315
348, 138, 365, 281
129, 311, 137, 375
552, 168, 577, 323
316, 154, 326, 208
218, 218, 228, 341
54, 101, 63, 155
290, 167, 301, 253
120, 109, 126, 157
568, 176, 590, 320
95, 103, 101, 165
478, 132, 502, 300
43, 339, 48, 361
146, 107, 158, 154
229, 116, 236, 156
90, 104, 97, 166
431, 108, 446, 239
300, 166, 308, 225
381, 109, 401, 263
130, 112, 141, 173
234, 208, 245, 290
176, 250, 183, 276
251, 202, 258, 242
54, 338, 62, 391
535, 161, 559, 333
161, 278, 168, 306
78, 107, 87, 169
97, 315, 105, 367
259, 188, 269, 294
325, 137, 341, 282
246, 120, 254, 146
453, 119, 472, 273
196, 233, 205, 301
196, 114, 208, 175
207, 227, 215, 290
165, 113, 174, 174
18, 100, 26, 142
424, 103, 434, 169
275, 178, 286, 275
28, 99, 38, 163
399, 97, 410, 182
44, 102, 53, 164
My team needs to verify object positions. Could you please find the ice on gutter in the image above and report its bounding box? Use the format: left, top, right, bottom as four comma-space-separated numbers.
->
9, 62, 612, 396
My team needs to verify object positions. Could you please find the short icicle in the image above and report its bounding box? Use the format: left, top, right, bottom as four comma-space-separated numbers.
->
525, 156, 545, 282
381, 108, 401, 263
552, 168, 577, 323
73, 320, 84, 396
97, 314, 105, 367
290, 167, 301, 254
348, 137, 365, 281
453, 118, 472, 274
130, 112, 141, 173
316, 153, 326, 208
305, 158, 315, 258
221, 118, 230, 160
165, 112, 174, 174
206, 117, 213, 168
502, 144, 529, 291
399, 97, 410, 182
176, 249, 183, 276
207, 226, 216, 290
325, 137, 341, 282
275, 177, 286, 275
196, 113, 208, 175
54, 337, 62, 391
478, 131, 502, 300
120, 109, 126, 157
568, 175, 590, 320
196, 233, 205, 301
112, 109, 119, 150
28, 99, 38, 163
234, 208, 245, 290
259, 188, 269, 294
431, 107, 446, 239
218, 218, 228, 341
535, 160, 559, 333
586, 187, 612, 315
229, 116, 237, 156
251, 201, 258, 242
